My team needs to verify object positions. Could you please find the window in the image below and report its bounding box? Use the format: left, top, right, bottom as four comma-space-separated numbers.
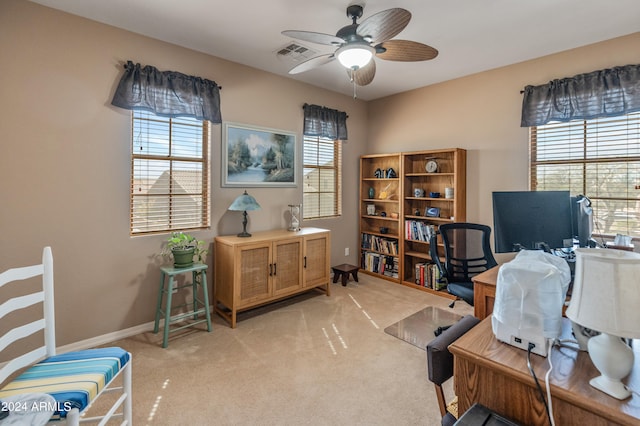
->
530, 111, 640, 237
303, 135, 342, 219
131, 111, 210, 235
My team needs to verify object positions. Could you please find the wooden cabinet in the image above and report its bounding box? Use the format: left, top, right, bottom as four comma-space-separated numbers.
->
302, 231, 331, 288
231, 238, 301, 304
359, 153, 402, 283
359, 149, 466, 299
214, 228, 330, 328
402, 148, 466, 297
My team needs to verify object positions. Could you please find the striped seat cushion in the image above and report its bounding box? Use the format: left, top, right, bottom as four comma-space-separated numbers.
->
0, 347, 130, 420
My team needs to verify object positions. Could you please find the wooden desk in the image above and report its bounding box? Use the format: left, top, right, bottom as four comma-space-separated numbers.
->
472, 263, 571, 320
450, 317, 640, 426
472, 265, 499, 319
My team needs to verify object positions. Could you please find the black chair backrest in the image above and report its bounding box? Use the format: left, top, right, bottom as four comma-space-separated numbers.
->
435, 223, 497, 284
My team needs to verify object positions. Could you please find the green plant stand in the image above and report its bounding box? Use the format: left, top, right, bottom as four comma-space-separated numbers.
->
153, 263, 212, 348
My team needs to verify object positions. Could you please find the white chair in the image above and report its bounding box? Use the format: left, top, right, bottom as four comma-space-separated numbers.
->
0, 247, 133, 425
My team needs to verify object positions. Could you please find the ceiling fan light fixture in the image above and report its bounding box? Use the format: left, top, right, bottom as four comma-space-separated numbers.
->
335, 43, 374, 70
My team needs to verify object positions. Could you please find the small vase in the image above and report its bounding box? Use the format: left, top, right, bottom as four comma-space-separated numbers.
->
368, 187, 375, 199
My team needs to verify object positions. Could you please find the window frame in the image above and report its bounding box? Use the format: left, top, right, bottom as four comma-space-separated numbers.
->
130, 111, 210, 236
302, 135, 342, 220
530, 111, 640, 238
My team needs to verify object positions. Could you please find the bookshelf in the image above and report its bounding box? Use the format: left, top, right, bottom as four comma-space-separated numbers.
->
359, 153, 401, 282
402, 148, 466, 298
359, 149, 466, 299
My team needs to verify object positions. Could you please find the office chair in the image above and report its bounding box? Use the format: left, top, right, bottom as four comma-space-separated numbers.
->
430, 223, 497, 307
427, 315, 481, 426
0, 247, 133, 425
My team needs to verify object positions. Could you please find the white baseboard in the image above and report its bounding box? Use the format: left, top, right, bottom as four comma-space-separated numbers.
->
58, 303, 215, 353
57, 321, 156, 353
0, 321, 156, 371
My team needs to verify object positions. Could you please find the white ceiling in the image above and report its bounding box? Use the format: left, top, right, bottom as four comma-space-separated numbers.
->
29, 0, 640, 101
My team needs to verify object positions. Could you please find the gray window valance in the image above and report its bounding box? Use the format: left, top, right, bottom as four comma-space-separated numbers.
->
521, 64, 640, 127
111, 61, 222, 124
303, 103, 348, 141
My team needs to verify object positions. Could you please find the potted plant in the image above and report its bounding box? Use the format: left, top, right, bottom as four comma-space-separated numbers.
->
162, 232, 208, 268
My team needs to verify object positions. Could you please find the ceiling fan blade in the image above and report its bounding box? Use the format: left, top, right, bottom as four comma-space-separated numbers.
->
282, 30, 344, 46
376, 40, 439, 62
356, 8, 411, 44
347, 60, 376, 86
288, 54, 335, 74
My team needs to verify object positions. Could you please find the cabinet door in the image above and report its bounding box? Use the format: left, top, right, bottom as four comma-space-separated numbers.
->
303, 233, 330, 287
272, 238, 302, 296
237, 242, 271, 307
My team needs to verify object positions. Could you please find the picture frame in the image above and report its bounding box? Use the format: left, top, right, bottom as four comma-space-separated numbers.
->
222, 122, 297, 187
425, 207, 440, 217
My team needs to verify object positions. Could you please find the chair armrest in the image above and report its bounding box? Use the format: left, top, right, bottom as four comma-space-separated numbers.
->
426, 315, 481, 385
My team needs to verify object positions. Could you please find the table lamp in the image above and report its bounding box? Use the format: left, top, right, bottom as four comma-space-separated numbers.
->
565, 248, 640, 399
228, 190, 261, 237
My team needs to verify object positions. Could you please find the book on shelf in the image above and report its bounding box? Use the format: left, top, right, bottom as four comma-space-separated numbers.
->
412, 263, 444, 289
361, 252, 399, 278
426, 264, 434, 289
383, 257, 399, 278
431, 263, 446, 290
414, 262, 428, 286
404, 220, 436, 242
361, 233, 398, 255
414, 263, 422, 285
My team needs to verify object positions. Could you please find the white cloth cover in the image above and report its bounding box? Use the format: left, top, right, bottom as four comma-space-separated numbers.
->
492, 250, 571, 343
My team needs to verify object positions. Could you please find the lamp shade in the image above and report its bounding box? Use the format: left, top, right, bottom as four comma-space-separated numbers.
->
566, 248, 640, 338
228, 190, 261, 212
336, 43, 374, 70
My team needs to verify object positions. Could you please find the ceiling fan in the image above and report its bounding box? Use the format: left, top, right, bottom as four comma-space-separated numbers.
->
282, 4, 438, 87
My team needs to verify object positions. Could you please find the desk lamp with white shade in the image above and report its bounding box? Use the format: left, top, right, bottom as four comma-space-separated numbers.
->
565, 248, 640, 400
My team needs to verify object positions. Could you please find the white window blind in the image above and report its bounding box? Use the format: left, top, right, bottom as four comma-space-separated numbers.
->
303, 135, 342, 219
131, 111, 209, 235
530, 111, 640, 237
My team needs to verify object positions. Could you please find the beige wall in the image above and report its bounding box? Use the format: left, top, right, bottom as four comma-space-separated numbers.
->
368, 32, 640, 262
0, 0, 368, 345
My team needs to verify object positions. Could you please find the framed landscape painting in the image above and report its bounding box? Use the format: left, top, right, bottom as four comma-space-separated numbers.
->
222, 122, 297, 187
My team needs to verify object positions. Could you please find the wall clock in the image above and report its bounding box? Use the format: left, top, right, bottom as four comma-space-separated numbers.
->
426, 159, 438, 173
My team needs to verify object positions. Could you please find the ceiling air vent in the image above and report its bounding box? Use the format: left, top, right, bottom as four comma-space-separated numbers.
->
275, 42, 318, 63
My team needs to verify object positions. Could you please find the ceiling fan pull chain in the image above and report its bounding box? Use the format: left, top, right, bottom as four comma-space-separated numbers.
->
352, 69, 358, 99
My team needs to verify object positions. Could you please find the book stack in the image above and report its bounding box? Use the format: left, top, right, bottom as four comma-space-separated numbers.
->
361, 233, 398, 255
405, 221, 436, 242
361, 252, 399, 278
413, 262, 446, 290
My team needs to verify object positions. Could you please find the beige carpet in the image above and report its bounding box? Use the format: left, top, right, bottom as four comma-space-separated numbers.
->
102, 273, 473, 425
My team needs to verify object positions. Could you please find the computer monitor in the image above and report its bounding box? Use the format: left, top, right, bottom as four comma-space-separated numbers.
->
571, 195, 594, 247
492, 191, 574, 253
